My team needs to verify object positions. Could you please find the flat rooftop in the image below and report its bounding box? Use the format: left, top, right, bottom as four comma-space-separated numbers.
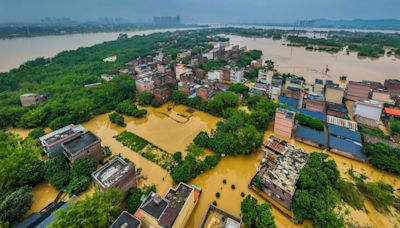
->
39, 124, 84, 147
110, 211, 141, 228
276, 108, 295, 120
62, 131, 100, 155
261, 137, 309, 196
92, 156, 134, 189
200, 205, 241, 228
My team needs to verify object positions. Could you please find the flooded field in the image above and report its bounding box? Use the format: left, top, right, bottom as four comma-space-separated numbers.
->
12, 104, 400, 227
228, 35, 400, 84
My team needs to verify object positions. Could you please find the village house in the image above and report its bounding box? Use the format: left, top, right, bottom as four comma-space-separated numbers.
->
326, 102, 348, 118
257, 136, 309, 210
200, 205, 242, 228
353, 100, 383, 121
258, 68, 274, 84
207, 70, 222, 81
269, 77, 283, 98
20, 93, 48, 106
136, 78, 154, 94
313, 79, 324, 94
284, 78, 304, 90
39, 124, 85, 158
345, 81, 372, 101
103, 55, 117, 62
285, 87, 301, 100
274, 108, 296, 139
230, 67, 244, 83
372, 89, 393, 104
134, 183, 201, 228
305, 94, 326, 114
295, 125, 327, 148
62, 131, 104, 163
153, 87, 173, 104
92, 156, 136, 193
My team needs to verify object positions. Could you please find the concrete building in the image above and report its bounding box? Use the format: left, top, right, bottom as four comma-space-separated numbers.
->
221, 67, 231, 81
39, 124, 85, 158
372, 90, 392, 104
257, 136, 309, 210
325, 84, 344, 104
270, 77, 283, 98
200, 205, 242, 228
384, 79, 400, 96
305, 95, 326, 114
20, 93, 48, 106
285, 87, 301, 100
111, 211, 141, 228
92, 156, 136, 193
295, 125, 327, 148
346, 81, 371, 101
103, 55, 117, 62
230, 67, 244, 83
153, 87, 173, 104
326, 103, 348, 118
251, 59, 263, 68
258, 69, 273, 84
285, 78, 304, 90
175, 64, 191, 79
196, 86, 212, 101
62, 131, 104, 163
135, 183, 201, 228
136, 78, 154, 94
354, 100, 383, 121
327, 115, 358, 131
274, 108, 296, 139
207, 70, 222, 81
313, 79, 324, 94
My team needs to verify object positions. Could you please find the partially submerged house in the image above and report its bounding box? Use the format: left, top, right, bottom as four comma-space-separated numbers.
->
327, 124, 364, 161
20, 93, 48, 107
295, 125, 327, 148
62, 131, 104, 163
110, 211, 142, 228
92, 156, 137, 193
274, 108, 296, 139
200, 205, 242, 228
135, 183, 201, 228
257, 136, 309, 210
39, 124, 85, 158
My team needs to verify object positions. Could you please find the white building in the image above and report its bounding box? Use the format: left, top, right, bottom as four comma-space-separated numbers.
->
207, 70, 222, 81
230, 68, 244, 83
354, 100, 383, 121
103, 55, 117, 62
202, 51, 214, 60
175, 64, 191, 79
258, 69, 274, 84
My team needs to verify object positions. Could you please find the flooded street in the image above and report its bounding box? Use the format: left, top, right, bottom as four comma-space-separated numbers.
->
12, 104, 400, 227
228, 35, 400, 83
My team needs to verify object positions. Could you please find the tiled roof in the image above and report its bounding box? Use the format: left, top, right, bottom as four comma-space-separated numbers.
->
328, 124, 361, 142
299, 109, 326, 121
295, 125, 327, 145
329, 136, 366, 160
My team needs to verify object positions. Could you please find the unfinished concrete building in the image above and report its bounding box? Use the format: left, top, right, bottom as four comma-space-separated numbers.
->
92, 156, 136, 193
257, 136, 309, 210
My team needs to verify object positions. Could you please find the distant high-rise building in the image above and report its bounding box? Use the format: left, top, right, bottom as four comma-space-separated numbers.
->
153, 16, 181, 26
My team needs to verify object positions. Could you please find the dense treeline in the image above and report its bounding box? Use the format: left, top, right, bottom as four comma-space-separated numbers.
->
364, 143, 400, 174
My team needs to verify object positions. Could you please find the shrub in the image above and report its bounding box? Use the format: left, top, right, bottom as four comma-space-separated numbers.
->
151, 100, 161, 108
338, 180, 364, 210
216, 192, 220, 198
173, 152, 182, 163
45, 156, 68, 181
296, 114, 324, 131
109, 112, 126, 127
356, 180, 394, 213
223, 179, 227, 184
231, 184, 236, 190
193, 131, 209, 147
138, 92, 154, 106
17, 160, 45, 187
28, 127, 45, 139
241, 194, 276, 228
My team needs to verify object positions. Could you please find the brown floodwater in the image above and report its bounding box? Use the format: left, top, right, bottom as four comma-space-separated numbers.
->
26, 182, 59, 216
12, 104, 400, 227
228, 35, 400, 84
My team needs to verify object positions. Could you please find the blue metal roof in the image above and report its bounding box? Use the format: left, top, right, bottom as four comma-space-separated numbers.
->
295, 125, 327, 145
278, 96, 299, 110
329, 135, 366, 160
328, 124, 361, 142
299, 109, 326, 121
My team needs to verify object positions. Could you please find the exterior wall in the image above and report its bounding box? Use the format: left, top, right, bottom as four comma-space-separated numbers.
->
346, 82, 371, 101
67, 142, 104, 163
372, 91, 391, 104
329, 148, 364, 162
314, 84, 324, 94
171, 190, 197, 228
230, 70, 244, 83
153, 88, 172, 104
221, 68, 231, 81
139, 210, 161, 228
295, 137, 323, 148
207, 71, 221, 81
354, 103, 382, 121
325, 87, 344, 104
136, 80, 154, 94
261, 181, 292, 210
196, 88, 210, 101
95, 167, 137, 193
327, 110, 346, 118
20, 94, 47, 106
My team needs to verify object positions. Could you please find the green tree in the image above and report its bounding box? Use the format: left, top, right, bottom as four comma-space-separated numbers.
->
17, 159, 45, 187
241, 194, 276, 228
70, 157, 98, 178
109, 112, 126, 127
0, 186, 32, 223
193, 131, 209, 147
28, 127, 45, 139
138, 92, 154, 106
171, 90, 187, 104
45, 156, 68, 181
50, 189, 123, 228
50, 170, 70, 190
228, 83, 249, 97
67, 176, 91, 196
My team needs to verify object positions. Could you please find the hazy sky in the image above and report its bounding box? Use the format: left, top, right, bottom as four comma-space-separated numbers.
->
1, 0, 399, 23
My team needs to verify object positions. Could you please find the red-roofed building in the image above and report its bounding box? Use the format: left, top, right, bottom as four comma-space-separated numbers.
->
384, 108, 400, 119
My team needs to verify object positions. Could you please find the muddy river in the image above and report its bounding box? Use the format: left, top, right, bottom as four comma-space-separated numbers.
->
13, 104, 400, 227
228, 35, 400, 84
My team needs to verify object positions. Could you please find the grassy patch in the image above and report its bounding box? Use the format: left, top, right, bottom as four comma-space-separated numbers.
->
114, 131, 174, 171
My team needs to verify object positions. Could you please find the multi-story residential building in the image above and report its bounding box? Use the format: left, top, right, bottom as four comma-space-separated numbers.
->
305, 95, 326, 113
274, 108, 296, 139
62, 131, 104, 163
285, 87, 301, 100
384, 79, 400, 96
258, 69, 274, 84
269, 77, 283, 98
354, 100, 383, 121
135, 183, 201, 228
196, 86, 212, 101
345, 81, 372, 101
92, 156, 136, 193
325, 84, 344, 104
284, 78, 304, 90
20, 93, 48, 106
153, 87, 173, 104
313, 79, 324, 94
221, 67, 231, 81
175, 64, 191, 79
39, 124, 85, 158
136, 78, 154, 94
207, 70, 222, 81
111, 211, 142, 228
230, 67, 244, 83
372, 89, 392, 104
256, 136, 309, 210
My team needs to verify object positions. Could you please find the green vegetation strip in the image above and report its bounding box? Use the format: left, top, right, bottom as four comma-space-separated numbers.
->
114, 131, 174, 171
